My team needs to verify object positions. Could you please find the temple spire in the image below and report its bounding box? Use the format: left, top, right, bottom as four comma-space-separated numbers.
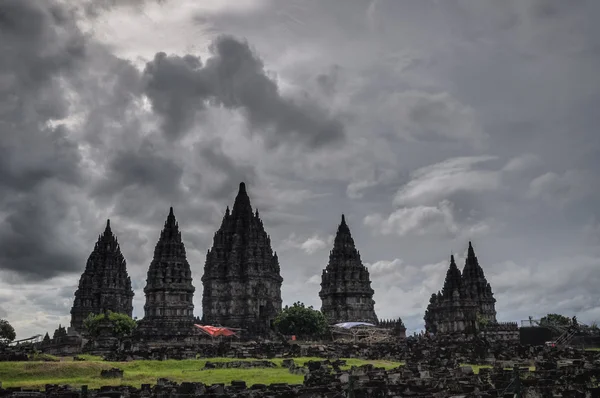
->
105, 219, 111, 234
441, 254, 462, 299
320, 214, 377, 324
231, 181, 253, 217
468, 241, 475, 258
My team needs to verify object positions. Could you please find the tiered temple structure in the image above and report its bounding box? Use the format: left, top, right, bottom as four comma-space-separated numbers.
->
319, 215, 378, 324
462, 242, 497, 323
201, 182, 283, 336
424, 242, 497, 334
70, 220, 134, 333
136, 208, 196, 339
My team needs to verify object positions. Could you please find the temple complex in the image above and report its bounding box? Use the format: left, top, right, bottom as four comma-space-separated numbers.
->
201, 182, 283, 336
319, 215, 378, 325
70, 220, 134, 333
424, 242, 497, 334
136, 208, 196, 340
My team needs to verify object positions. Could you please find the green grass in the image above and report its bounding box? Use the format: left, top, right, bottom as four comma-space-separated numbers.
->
0, 357, 403, 389
585, 348, 600, 351
460, 364, 536, 374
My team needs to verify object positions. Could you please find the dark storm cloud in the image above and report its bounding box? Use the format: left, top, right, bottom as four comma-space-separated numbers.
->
93, 141, 185, 199
0, 0, 90, 279
143, 35, 345, 147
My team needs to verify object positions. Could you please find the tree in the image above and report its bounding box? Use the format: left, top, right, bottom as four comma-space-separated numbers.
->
273, 302, 328, 338
0, 319, 16, 345
83, 311, 137, 338
540, 313, 572, 327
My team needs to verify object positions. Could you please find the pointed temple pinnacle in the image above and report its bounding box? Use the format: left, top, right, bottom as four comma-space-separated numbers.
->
468, 241, 475, 258
232, 181, 252, 216
105, 219, 111, 233
341, 214, 346, 225
169, 207, 174, 217
450, 254, 455, 264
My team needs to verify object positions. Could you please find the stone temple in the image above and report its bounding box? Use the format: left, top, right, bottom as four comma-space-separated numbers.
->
424, 242, 496, 334
319, 215, 378, 325
136, 208, 196, 339
70, 220, 134, 333
201, 182, 283, 336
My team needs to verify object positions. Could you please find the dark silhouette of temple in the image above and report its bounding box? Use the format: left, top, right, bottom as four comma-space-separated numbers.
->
136, 208, 196, 339
424, 242, 496, 334
70, 220, 134, 333
319, 215, 378, 325
201, 182, 283, 336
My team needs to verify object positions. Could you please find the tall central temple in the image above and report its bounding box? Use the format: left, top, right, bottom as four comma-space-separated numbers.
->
202, 182, 283, 335
319, 215, 378, 324
136, 208, 196, 339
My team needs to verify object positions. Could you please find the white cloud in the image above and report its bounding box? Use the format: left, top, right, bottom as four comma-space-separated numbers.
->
526, 170, 593, 206
393, 156, 501, 207
364, 200, 458, 237
279, 233, 334, 254
386, 90, 486, 144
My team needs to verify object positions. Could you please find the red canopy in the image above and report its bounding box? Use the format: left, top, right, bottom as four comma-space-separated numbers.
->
194, 324, 236, 337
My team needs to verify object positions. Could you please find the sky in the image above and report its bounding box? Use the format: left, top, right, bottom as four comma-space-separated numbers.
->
1, 0, 599, 339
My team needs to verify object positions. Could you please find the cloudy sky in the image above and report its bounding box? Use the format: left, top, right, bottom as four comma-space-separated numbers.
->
1, 0, 600, 339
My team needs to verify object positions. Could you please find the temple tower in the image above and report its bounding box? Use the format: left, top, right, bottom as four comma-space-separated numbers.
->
136, 207, 196, 339
424, 254, 478, 334
201, 182, 283, 336
70, 220, 134, 333
461, 241, 497, 323
319, 215, 378, 324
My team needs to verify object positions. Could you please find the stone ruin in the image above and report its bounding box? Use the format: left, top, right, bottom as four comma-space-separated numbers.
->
5, 343, 600, 397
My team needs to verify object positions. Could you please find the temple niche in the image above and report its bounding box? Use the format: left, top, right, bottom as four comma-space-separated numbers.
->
319, 215, 378, 325
70, 220, 134, 333
136, 208, 196, 340
201, 182, 283, 336
424, 242, 497, 334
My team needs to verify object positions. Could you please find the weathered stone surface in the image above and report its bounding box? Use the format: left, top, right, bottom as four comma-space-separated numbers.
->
136, 208, 195, 340
425, 242, 497, 335
70, 220, 134, 333
319, 215, 378, 325
201, 182, 283, 336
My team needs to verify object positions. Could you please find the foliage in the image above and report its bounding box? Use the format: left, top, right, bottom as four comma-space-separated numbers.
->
273, 302, 329, 338
0, 357, 403, 389
83, 312, 137, 338
476, 313, 490, 330
0, 319, 16, 345
540, 313, 572, 327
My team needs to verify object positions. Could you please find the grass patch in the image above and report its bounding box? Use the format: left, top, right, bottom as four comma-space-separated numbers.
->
460, 364, 536, 374
0, 357, 404, 389
585, 348, 600, 351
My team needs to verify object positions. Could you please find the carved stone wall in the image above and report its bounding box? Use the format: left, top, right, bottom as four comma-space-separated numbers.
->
319, 215, 378, 324
70, 220, 134, 333
201, 182, 283, 336
425, 242, 497, 335
136, 208, 196, 340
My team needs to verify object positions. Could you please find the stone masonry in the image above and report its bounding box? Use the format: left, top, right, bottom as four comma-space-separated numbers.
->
424, 254, 478, 334
461, 241, 497, 323
319, 215, 378, 324
136, 208, 196, 339
70, 220, 134, 333
201, 182, 283, 336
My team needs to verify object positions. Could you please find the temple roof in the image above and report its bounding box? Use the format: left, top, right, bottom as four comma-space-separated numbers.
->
440, 254, 463, 299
